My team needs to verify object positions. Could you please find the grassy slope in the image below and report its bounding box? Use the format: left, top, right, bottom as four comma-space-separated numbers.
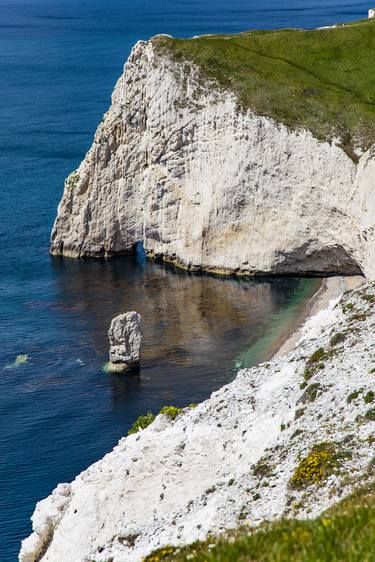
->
154, 19, 375, 158
144, 482, 375, 562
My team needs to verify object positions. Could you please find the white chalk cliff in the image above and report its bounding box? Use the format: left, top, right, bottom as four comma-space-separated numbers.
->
50, 38, 375, 279
21, 30, 375, 562
20, 281, 375, 562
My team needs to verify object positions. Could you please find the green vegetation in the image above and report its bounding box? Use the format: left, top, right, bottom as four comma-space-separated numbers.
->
347, 389, 362, 403
291, 429, 303, 439
144, 482, 375, 562
155, 18, 375, 158
160, 405, 183, 420
295, 408, 305, 420
364, 391, 374, 404
253, 459, 273, 479
308, 348, 327, 364
66, 171, 80, 191
290, 443, 344, 489
301, 383, 321, 403
330, 332, 346, 347
303, 347, 330, 381
303, 367, 314, 381
128, 403, 189, 434
128, 411, 155, 435
364, 408, 375, 421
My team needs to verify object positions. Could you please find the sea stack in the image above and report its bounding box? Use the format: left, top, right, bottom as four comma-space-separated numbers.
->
108, 311, 143, 372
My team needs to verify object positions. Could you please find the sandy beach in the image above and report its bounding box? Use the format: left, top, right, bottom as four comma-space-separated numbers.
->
274, 275, 365, 358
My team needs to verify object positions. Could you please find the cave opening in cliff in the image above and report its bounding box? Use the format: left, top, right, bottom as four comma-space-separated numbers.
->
135, 241, 147, 263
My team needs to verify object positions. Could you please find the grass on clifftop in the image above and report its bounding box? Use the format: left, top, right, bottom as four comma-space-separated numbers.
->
154, 18, 375, 158
144, 482, 375, 562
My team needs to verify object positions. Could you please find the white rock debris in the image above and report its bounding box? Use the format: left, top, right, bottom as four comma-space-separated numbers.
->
108, 312, 143, 372
50, 39, 375, 279
19, 282, 375, 562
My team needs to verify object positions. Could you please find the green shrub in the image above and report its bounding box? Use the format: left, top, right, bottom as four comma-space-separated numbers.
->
308, 348, 326, 364
303, 367, 313, 381
290, 443, 342, 489
365, 408, 375, 421
66, 171, 80, 191
160, 405, 183, 420
303, 348, 329, 380
364, 391, 375, 404
128, 411, 155, 435
295, 408, 305, 420
329, 332, 346, 347
301, 383, 320, 403
253, 460, 272, 479
347, 389, 361, 403
291, 429, 303, 439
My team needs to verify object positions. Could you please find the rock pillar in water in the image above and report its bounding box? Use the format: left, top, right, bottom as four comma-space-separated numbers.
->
108, 311, 143, 372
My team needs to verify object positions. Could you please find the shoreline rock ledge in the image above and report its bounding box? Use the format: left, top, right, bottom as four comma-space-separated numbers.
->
107, 311, 143, 372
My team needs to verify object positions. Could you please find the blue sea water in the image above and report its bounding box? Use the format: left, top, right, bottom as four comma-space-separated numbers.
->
0, 0, 370, 559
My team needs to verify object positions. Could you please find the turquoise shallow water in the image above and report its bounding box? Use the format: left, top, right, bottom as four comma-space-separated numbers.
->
0, 0, 370, 559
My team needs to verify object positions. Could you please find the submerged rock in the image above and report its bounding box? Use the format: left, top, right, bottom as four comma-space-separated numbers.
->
4, 354, 29, 370
107, 312, 143, 372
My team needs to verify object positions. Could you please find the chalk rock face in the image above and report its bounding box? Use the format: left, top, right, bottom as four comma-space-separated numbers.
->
19, 282, 375, 562
50, 38, 375, 279
19, 483, 71, 562
108, 312, 143, 369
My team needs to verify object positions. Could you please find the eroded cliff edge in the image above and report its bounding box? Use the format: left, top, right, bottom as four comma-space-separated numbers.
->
20, 282, 375, 562
50, 23, 375, 278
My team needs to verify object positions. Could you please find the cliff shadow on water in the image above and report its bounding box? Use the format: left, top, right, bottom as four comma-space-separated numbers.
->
50, 252, 322, 391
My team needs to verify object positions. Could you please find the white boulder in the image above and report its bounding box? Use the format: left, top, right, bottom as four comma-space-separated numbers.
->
108, 312, 143, 371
